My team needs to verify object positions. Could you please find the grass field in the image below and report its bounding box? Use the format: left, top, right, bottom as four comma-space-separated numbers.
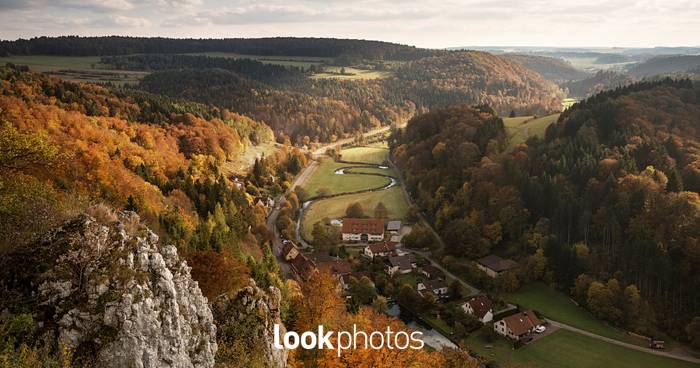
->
0, 55, 148, 84
300, 159, 391, 197
302, 186, 409, 240
503, 113, 560, 149
465, 329, 696, 368
503, 283, 643, 346
311, 66, 391, 80
339, 146, 390, 164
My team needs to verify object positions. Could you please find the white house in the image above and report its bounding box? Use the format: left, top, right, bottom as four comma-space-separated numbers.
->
417, 279, 449, 297
342, 218, 385, 242
462, 295, 494, 323
494, 311, 542, 340
363, 242, 397, 259
385, 255, 413, 276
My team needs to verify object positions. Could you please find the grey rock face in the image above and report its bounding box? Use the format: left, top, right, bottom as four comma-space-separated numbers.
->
212, 280, 288, 368
2, 212, 217, 368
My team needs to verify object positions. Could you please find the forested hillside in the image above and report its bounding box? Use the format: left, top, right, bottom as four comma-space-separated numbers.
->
503, 54, 590, 81
561, 70, 636, 98
628, 55, 700, 77
392, 51, 564, 114
127, 51, 563, 143
391, 79, 700, 340
0, 63, 303, 274
0, 64, 318, 364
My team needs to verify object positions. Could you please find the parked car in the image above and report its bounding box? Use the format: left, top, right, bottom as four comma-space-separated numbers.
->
521, 336, 534, 343
649, 339, 665, 349
534, 325, 546, 334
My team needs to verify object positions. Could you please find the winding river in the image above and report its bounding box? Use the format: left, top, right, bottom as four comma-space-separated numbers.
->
295, 157, 456, 350
294, 162, 397, 248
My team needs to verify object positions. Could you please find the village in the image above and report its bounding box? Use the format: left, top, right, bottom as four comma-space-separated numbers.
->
278, 215, 550, 349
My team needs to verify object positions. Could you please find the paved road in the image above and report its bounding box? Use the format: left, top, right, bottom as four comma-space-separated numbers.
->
388, 156, 481, 296
546, 319, 700, 364
389, 155, 700, 364
267, 160, 319, 277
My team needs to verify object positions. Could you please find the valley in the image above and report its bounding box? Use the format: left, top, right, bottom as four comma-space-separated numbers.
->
274, 130, 700, 367
1, 33, 700, 368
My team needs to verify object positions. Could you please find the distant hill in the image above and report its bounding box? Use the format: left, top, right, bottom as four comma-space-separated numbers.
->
502, 54, 590, 81
561, 70, 636, 98
392, 51, 565, 114
0, 36, 441, 61
628, 55, 700, 77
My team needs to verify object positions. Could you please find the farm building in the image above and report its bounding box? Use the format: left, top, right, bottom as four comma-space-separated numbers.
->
342, 218, 385, 242
477, 255, 517, 278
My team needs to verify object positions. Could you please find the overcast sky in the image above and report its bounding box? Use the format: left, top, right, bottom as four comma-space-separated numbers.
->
0, 0, 698, 48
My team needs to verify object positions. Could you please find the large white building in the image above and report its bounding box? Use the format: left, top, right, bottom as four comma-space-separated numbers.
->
341, 218, 385, 242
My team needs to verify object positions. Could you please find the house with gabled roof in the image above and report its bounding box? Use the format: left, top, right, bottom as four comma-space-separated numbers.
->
463, 295, 494, 323
385, 255, 414, 275
363, 241, 397, 259
417, 279, 449, 297
342, 218, 385, 242
494, 310, 542, 340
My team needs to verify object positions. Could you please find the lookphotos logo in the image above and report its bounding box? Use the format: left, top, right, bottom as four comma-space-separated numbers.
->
273, 324, 424, 357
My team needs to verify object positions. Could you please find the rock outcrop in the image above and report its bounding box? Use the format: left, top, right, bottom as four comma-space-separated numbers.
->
212, 280, 288, 368
0, 211, 217, 368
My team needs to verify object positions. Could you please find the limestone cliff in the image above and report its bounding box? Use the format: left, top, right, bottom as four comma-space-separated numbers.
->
212, 280, 288, 368
0, 211, 217, 367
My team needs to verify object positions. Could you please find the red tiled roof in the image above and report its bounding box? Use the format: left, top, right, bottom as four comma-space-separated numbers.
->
466, 295, 493, 319
290, 254, 317, 280
502, 310, 542, 336
342, 218, 385, 235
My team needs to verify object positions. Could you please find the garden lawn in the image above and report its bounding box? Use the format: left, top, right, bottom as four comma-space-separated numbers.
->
465, 330, 696, 368
504, 283, 642, 346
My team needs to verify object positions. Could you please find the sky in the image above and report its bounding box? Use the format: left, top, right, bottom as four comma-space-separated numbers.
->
0, 0, 699, 48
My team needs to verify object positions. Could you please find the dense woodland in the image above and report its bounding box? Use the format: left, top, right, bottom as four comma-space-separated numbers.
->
391, 79, 700, 341
561, 70, 636, 98
122, 51, 562, 143
0, 64, 481, 367
0, 36, 440, 61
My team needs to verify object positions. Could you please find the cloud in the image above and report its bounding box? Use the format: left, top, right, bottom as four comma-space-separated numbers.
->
0, 0, 134, 11
154, 0, 203, 9
207, 4, 435, 25
1, 0, 700, 47
103, 15, 152, 27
